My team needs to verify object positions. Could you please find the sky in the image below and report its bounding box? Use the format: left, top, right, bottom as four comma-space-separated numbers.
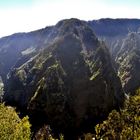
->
0, 0, 140, 37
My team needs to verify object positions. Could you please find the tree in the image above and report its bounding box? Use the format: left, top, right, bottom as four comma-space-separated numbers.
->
0, 103, 31, 140
95, 89, 140, 140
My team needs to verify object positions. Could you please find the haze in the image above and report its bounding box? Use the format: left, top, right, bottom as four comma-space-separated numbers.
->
0, 0, 140, 37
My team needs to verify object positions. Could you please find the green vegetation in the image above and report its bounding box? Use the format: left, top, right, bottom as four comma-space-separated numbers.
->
95, 89, 140, 140
48, 63, 59, 70
34, 125, 64, 140
16, 69, 27, 82
90, 70, 100, 81
3, 89, 139, 140
0, 103, 31, 140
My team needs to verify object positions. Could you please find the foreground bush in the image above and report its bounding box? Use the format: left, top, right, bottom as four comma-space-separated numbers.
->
95, 89, 140, 140
0, 103, 31, 140
34, 125, 64, 140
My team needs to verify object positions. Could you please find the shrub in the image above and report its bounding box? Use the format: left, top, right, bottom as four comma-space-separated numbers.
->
95, 90, 140, 140
0, 103, 31, 140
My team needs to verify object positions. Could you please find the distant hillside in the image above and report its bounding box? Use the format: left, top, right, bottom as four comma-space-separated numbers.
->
88, 18, 140, 37
88, 18, 140, 58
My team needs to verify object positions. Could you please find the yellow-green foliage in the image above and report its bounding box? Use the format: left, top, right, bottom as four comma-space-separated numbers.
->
47, 134, 64, 140
90, 70, 100, 81
34, 52, 52, 69
0, 104, 31, 140
48, 63, 59, 70
95, 90, 140, 140
16, 69, 27, 81
84, 133, 95, 140
34, 125, 64, 140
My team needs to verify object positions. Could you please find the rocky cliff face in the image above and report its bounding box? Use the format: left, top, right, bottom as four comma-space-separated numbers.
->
89, 19, 140, 93
4, 19, 124, 136
116, 32, 140, 93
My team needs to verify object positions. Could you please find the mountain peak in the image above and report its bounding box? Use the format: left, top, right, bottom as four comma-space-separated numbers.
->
56, 18, 84, 28
55, 18, 89, 35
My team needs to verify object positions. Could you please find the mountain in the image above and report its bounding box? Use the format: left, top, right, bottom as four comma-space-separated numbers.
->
1, 18, 140, 84
116, 32, 140, 93
89, 19, 140, 93
0, 26, 53, 82
1, 18, 140, 138
89, 18, 140, 37
4, 18, 124, 138
88, 18, 140, 57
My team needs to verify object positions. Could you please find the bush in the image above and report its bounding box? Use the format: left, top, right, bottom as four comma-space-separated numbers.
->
95, 89, 140, 140
34, 125, 64, 140
0, 103, 31, 140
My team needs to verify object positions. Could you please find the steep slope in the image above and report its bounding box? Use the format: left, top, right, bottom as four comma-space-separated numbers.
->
116, 32, 140, 93
0, 26, 53, 82
4, 19, 124, 137
89, 19, 140, 94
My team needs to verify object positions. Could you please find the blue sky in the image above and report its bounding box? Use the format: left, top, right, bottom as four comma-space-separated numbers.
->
0, 0, 140, 37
